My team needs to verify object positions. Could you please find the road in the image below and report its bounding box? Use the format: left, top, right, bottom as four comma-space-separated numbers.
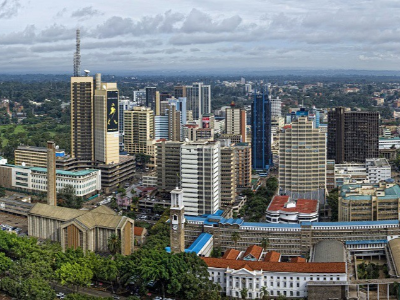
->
52, 282, 128, 299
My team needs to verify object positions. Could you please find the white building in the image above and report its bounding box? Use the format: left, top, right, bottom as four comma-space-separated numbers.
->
186, 82, 211, 120
266, 196, 319, 224
181, 141, 221, 216
10, 165, 101, 197
154, 115, 169, 140
142, 175, 157, 187
271, 97, 282, 117
379, 137, 400, 149
366, 158, 391, 183
203, 245, 347, 299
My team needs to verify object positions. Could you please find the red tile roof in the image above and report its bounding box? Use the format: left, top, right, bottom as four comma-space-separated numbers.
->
222, 249, 240, 260
134, 227, 145, 236
291, 257, 306, 263
267, 196, 318, 214
264, 251, 281, 262
243, 245, 263, 260
202, 258, 346, 273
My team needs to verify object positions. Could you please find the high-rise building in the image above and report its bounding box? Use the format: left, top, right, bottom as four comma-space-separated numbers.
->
168, 104, 181, 141
94, 75, 119, 164
124, 107, 154, 155
156, 140, 182, 192
279, 116, 326, 202
145, 87, 156, 109
155, 115, 169, 140
168, 97, 187, 125
271, 97, 282, 117
181, 141, 221, 216
234, 143, 252, 190
328, 107, 379, 163
186, 82, 211, 120
174, 86, 186, 98
225, 102, 246, 143
133, 89, 146, 106
160, 92, 172, 102
119, 99, 134, 139
221, 146, 236, 206
295, 107, 320, 128
251, 91, 272, 172
70, 76, 94, 161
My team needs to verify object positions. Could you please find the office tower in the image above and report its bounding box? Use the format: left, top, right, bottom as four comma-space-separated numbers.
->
279, 116, 326, 202
119, 99, 134, 146
296, 107, 320, 128
70, 76, 94, 161
271, 97, 282, 117
220, 146, 236, 206
174, 86, 186, 98
251, 91, 272, 172
245, 83, 252, 93
181, 141, 221, 216
168, 97, 187, 125
156, 140, 182, 192
234, 143, 252, 189
168, 104, 181, 141
145, 87, 160, 114
225, 102, 246, 142
133, 89, 146, 106
155, 115, 169, 140
124, 107, 154, 155
186, 82, 211, 120
328, 107, 379, 163
170, 187, 185, 253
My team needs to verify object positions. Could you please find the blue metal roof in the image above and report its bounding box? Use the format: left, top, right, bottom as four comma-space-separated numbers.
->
214, 210, 224, 216
242, 222, 301, 228
345, 240, 387, 245
185, 233, 213, 254
311, 220, 399, 227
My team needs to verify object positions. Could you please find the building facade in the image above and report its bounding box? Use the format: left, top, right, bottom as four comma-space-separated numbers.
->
181, 141, 221, 216
225, 103, 246, 143
251, 91, 272, 172
220, 146, 236, 206
279, 116, 326, 202
328, 107, 379, 163
156, 141, 182, 193
15, 145, 66, 168
186, 82, 211, 120
234, 143, 252, 189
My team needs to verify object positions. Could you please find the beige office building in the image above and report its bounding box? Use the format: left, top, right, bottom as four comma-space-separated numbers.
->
225, 105, 246, 142
234, 143, 252, 189
124, 107, 154, 155
94, 77, 119, 164
221, 146, 236, 206
279, 116, 326, 202
71, 76, 94, 161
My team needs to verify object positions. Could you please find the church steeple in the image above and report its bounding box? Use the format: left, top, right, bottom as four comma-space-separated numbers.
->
170, 187, 185, 253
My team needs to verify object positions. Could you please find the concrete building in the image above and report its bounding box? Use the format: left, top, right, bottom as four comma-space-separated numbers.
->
181, 141, 221, 216
271, 97, 282, 117
71, 76, 94, 161
94, 76, 119, 164
220, 146, 236, 206
225, 102, 246, 143
234, 143, 252, 190
133, 89, 146, 106
28, 204, 134, 255
266, 195, 319, 224
118, 99, 135, 146
124, 107, 155, 155
15, 145, 66, 168
328, 107, 379, 163
167, 104, 181, 141
0, 164, 101, 197
154, 115, 169, 140
338, 182, 400, 221
145, 87, 158, 113
279, 116, 326, 202
156, 141, 182, 193
174, 86, 186, 98
186, 82, 211, 120
379, 137, 400, 149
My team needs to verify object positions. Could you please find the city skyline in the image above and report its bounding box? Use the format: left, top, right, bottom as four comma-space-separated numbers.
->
2, 0, 400, 73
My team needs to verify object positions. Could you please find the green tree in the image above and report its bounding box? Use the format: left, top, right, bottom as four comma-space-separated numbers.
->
260, 238, 269, 251
241, 287, 248, 299
0, 185, 5, 197
56, 262, 93, 292
107, 233, 121, 257
58, 185, 83, 209
261, 286, 270, 300
231, 232, 240, 249
327, 188, 339, 221
0, 251, 12, 273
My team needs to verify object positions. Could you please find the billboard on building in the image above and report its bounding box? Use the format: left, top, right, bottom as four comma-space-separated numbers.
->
202, 117, 210, 128
107, 91, 119, 132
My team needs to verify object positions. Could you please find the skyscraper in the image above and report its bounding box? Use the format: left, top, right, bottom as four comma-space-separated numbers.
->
279, 116, 326, 202
225, 102, 247, 143
251, 90, 272, 172
181, 141, 221, 216
186, 82, 211, 120
156, 140, 182, 192
220, 146, 236, 206
94, 74, 120, 164
124, 107, 154, 155
145, 87, 160, 114
70, 76, 94, 161
328, 107, 379, 163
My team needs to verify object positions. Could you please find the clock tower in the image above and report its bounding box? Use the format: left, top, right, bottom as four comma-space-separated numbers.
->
170, 187, 185, 253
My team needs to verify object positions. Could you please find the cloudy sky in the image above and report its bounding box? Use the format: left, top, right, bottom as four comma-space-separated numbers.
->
1, 0, 400, 74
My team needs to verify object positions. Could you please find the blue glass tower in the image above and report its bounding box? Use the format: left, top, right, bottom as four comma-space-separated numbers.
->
251, 90, 273, 172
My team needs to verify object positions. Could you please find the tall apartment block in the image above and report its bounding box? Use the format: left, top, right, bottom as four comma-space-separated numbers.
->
124, 107, 154, 155
279, 116, 326, 202
156, 141, 182, 192
328, 107, 379, 163
234, 143, 252, 189
71, 76, 94, 161
168, 104, 181, 141
94, 74, 119, 164
251, 91, 272, 172
186, 82, 211, 120
181, 141, 221, 216
225, 102, 246, 143
220, 146, 236, 206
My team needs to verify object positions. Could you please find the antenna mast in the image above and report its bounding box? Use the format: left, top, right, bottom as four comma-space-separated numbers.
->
73, 29, 81, 77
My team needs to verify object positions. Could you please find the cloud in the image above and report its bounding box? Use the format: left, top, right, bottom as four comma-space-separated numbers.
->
181, 9, 242, 33
0, 0, 20, 19
71, 6, 102, 20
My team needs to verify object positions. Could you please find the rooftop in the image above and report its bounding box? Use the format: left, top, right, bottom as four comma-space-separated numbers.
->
185, 232, 213, 254
9, 164, 98, 177
222, 249, 240, 260
267, 196, 318, 214
243, 245, 263, 260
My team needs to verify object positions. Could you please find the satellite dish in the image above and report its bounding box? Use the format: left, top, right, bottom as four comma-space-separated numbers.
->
84, 70, 90, 76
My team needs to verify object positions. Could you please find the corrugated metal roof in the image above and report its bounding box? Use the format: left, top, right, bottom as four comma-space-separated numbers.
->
186, 232, 213, 254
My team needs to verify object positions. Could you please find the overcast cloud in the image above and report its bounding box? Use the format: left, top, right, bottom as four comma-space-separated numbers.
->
1, 0, 400, 73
